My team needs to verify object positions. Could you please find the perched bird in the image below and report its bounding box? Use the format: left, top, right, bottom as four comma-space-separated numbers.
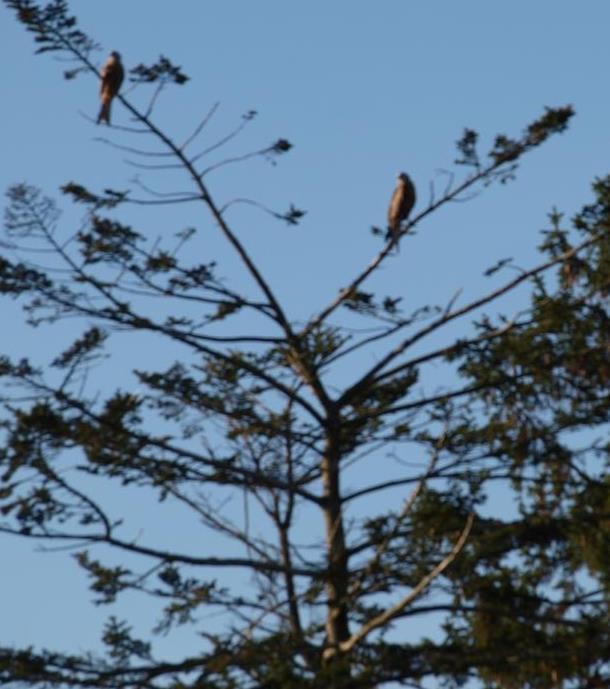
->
97, 51, 124, 125
387, 172, 416, 244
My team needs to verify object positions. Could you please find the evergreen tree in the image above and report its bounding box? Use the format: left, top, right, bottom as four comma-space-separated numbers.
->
1, 2, 609, 688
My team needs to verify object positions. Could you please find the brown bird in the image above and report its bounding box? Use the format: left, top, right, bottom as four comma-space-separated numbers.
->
97, 51, 124, 125
387, 172, 416, 245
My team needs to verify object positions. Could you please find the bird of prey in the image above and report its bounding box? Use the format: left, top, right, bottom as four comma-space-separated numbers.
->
387, 172, 416, 244
97, 51, 124, 125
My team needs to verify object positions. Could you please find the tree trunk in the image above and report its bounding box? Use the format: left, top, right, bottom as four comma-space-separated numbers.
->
321, 429, 351, 682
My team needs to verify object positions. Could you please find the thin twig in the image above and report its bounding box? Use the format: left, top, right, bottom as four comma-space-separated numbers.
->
180, 101, 221, 151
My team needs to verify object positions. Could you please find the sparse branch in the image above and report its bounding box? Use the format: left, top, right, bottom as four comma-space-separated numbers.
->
397, 315, 521, 370
2, 367, 325, 504
339, 230, 607, 407
16, 272, 325, 422
335, 513, 474, 655
359, 380, 499, 421
325, 304, 515, 370
144, 80, 165, 118
180, 101, 220, 151
0, 524, 323, 578
128, 177, 198, 199
33, 459, 114, 538
110, 94, 330, 408
189, 112, 257, 164
349, 436, 444, 599
93, 137, 174, 158
124, 240, 277, 316
123, 194, 203, 205
301, 158, 520, 340
45, 35, 299, 352
123, 159, 185, 171
200, 143, 279, 177
166, 485, 277, 563
13, 192, 321, 417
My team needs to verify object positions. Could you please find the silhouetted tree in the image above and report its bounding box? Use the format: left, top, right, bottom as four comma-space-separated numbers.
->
1, 2, 609, 688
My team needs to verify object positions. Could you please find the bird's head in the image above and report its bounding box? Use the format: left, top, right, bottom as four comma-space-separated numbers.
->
397, 171, 410, 184
110, 51, 122, 61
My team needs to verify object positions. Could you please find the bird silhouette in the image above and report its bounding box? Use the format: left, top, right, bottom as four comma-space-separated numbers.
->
387, 172, 416, 248
97, 51, 124, 125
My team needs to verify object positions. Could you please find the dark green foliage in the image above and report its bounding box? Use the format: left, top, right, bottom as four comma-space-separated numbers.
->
61, 183, 128, 209
129, 55, 189, 85
271, 138, 292, 154
4, 0, 97, 57
455, 128, 480, 168
279, 203, 306, 226
102, 617, 152, 665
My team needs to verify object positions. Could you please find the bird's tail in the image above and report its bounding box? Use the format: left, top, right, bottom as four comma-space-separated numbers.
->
387, 225, 401, 254
97, 100, 111, 125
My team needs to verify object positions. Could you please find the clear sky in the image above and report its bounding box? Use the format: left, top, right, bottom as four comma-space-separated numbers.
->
2, 0, 610, 669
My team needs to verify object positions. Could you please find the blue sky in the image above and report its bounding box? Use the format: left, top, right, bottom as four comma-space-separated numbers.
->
2, 0, 610, 669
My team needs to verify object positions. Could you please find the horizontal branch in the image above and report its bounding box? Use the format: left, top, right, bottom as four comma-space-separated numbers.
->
0, 525, 325, 578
